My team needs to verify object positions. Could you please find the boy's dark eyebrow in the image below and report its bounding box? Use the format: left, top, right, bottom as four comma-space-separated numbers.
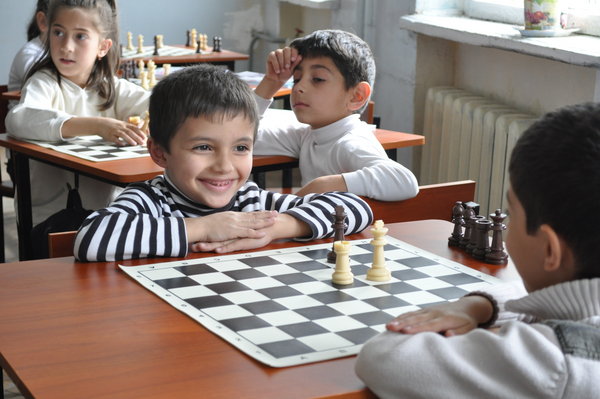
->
293, 63, 333, 74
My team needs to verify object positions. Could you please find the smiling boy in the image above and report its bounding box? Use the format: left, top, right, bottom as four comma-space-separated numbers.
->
253, 30, 418, 201
74, 65, 373, 261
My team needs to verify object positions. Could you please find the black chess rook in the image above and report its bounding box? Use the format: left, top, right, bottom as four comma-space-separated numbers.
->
472, 219, 492, 260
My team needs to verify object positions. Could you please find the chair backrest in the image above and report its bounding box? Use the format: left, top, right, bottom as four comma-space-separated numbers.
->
48, 230, 77, 258
360, 100, 375, 124
362, 180, 476, 224
0, 85, 8, 133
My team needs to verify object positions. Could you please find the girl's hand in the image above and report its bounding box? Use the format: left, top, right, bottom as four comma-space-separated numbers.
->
97, 118, 147, 146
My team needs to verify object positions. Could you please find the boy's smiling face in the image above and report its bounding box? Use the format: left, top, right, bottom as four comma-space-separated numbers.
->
291, 56, 357, 129
149, 114, 254, 208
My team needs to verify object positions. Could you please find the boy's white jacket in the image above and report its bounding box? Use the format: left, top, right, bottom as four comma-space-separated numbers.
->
254, 108, 419, 201
355, 278, 600, 399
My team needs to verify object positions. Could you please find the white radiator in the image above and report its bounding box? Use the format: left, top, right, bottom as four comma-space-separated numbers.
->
421, 87, 536, 217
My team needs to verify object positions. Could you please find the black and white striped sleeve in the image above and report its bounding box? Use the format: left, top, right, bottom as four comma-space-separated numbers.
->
74, 184, 187, 261
261, 190, 373, 240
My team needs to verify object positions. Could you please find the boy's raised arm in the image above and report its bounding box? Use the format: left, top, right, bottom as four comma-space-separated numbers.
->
254, 47, 301, 100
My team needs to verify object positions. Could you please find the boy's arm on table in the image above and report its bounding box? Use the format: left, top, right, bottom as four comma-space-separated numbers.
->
332, 138, 419, 201
355, 318, 566, 399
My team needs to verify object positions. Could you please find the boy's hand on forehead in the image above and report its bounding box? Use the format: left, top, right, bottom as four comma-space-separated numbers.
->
265, 47, 302, 84
185, 210, 278, 250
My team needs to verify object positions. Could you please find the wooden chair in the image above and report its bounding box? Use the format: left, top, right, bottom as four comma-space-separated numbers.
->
0, 85, 16, 262
362, 180, 476, 223
48, 230, 77, 258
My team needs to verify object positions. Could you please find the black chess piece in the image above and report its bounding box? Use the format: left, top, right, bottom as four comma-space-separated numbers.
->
485, 209, 509, 265
459, 205, 475, 248
472, 219, 492, 260
213, 36, 222, 52
466, 215, 486, 255
153, 35, 159, 56
448, 201, 465, 247
327, 205, 347, 264
185, 29, 190, 47
196, 40, 201, 54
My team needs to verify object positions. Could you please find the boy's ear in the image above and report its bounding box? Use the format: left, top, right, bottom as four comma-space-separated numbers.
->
97, 38, 113, 58
347, 82, 371, 113
147, 137, 168, 168
539, 224, 575, 275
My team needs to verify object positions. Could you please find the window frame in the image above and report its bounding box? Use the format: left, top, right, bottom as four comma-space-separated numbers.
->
462, 0, 600, 36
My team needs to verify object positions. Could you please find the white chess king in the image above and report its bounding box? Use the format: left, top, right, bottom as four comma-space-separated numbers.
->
366, 220, 391, 282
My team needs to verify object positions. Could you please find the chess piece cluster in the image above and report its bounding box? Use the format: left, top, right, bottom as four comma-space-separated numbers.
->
328, 208, 391, 286
448, 202, 508, 265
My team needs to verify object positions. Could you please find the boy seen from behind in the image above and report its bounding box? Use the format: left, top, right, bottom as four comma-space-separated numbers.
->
74, 65, 373, 261
355, 102, 600, 398
254, 30, 418, 201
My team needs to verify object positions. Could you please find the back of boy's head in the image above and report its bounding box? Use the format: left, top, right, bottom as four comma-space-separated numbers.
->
290, 29, 375, 91
27, 0, 50, 41
28, 0, 120, 110
509, 102, 600, 279
149, 64, 259, 152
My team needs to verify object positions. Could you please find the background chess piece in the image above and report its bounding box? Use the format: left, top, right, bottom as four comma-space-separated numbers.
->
153, 35, 159, 56
485, 209, 509, 264
185, 29, 190, 47
213, 36, 222, 52
331, 241, 353, 285
448, 201, 465, 247
137, 34, 144, 54
459, 205, 476, 248
366, 220, 391, 282
466, 215, 486, 255
472, 219, 492, 260
327, 205, 346, 263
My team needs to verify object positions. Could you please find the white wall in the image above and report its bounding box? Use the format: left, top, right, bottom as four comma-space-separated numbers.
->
0, 0, 256, 83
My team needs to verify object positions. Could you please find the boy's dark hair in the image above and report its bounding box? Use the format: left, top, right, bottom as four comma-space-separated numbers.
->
27, 0, 49, 41
149, 64, 259, 152
27, 0, 120, 111
290, 29, 375, 113
509, 102, 600, 279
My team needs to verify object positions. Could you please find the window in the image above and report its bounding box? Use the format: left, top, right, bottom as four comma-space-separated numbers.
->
464, 0, 600, 36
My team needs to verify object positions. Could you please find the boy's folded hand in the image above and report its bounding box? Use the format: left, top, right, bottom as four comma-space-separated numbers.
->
186, 210, 278, 246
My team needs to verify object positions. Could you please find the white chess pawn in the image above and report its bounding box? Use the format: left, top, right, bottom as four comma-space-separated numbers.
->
126, 31, 134, 51
332, 241, 353, 285
163, 64, 171, 76
366, 220, 391, 282
137, 34, 144, 54
139, 71, 149, 90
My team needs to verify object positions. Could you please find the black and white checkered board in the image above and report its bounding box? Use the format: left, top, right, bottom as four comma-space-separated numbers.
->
122, 45, 206, 59
119, 237, 501, 367
28, 135, 149, 162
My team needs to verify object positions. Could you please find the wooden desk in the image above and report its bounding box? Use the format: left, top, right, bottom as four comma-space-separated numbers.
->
122, 46, 249, 70
0, 130, 424, 261
0, 220, 508, 399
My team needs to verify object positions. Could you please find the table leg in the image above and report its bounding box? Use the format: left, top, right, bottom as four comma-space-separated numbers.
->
12, 151, 32, 261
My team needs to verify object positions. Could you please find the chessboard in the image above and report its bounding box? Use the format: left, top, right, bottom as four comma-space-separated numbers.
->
119, 236, 501, 367
122, 45, 205, 60
27, 135, 149, 162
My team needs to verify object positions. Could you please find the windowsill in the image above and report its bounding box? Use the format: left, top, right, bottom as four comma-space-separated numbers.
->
280, 0, 339, 9
399, 14, 600, 68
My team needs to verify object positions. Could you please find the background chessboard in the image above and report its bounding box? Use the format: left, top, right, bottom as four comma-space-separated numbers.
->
119, 237, 501, 367
122, 45, 207, 59
27, 135, 149, 162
